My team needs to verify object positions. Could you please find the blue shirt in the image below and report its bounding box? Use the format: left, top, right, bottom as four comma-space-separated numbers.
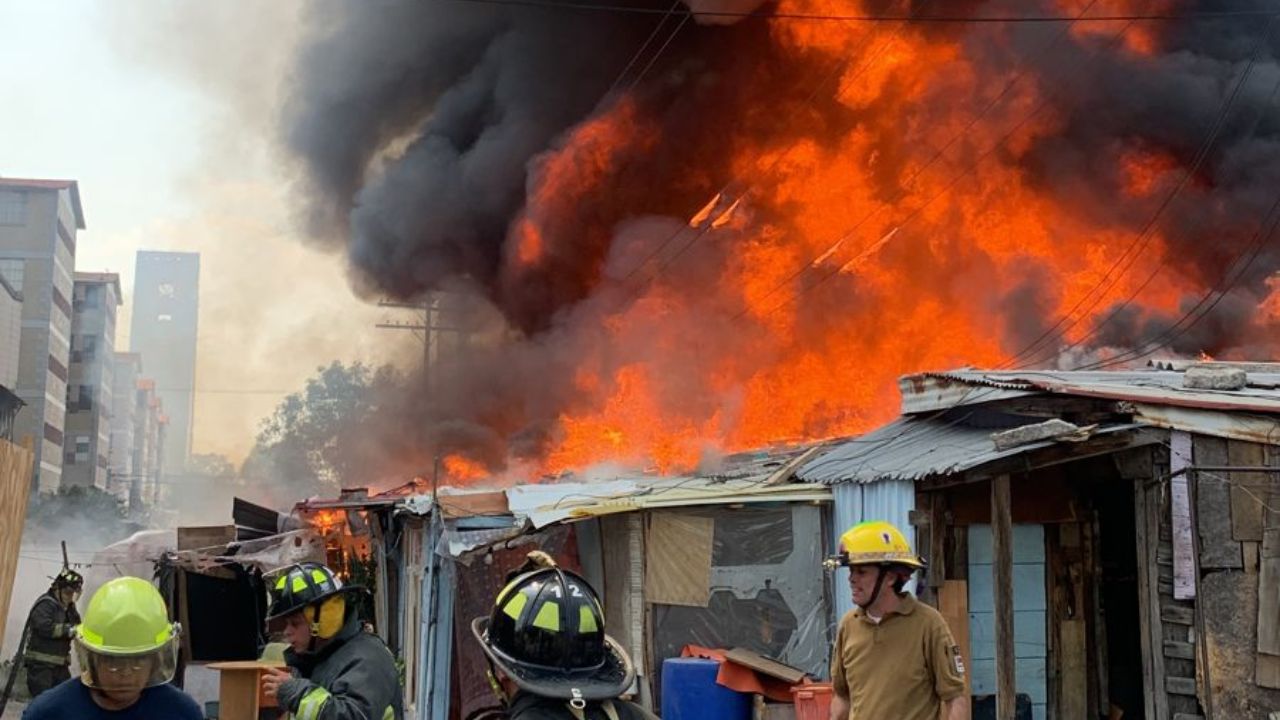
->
22, 678, 203, 720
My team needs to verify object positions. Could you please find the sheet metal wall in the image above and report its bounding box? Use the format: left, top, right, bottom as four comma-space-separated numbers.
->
830, 480, 917, 625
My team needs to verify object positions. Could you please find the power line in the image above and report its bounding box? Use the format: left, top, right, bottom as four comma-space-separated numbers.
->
1010, 14, 1280, 369
736, 0, 1104, 323
437, 0, 1275, 23
613, 0, 926, 300
756, 10, 1142, 326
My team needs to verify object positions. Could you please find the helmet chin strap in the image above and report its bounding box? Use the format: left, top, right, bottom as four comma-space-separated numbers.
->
855, 565, 890, 611
484, 657, 510, 708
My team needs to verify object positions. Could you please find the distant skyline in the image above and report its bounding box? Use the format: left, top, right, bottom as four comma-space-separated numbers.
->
0, 1, 418, 462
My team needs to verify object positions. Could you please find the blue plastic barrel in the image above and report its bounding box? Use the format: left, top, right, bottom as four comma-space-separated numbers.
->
660, 658, 752, 720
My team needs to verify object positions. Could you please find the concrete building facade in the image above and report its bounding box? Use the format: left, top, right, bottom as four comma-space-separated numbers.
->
0, 179, 84, 491
108, 352, 142, 503
0, 273, 21, 390
63, 273, 121, 490
132, 379, 167, 513
129, 251, 198, 472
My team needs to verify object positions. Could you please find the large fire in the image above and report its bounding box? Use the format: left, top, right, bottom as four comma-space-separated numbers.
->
286, 2, 1280, 482
519, 2, 1206, 474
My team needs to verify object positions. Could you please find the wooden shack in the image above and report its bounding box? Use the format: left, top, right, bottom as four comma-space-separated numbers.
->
800, 364, 1280, 719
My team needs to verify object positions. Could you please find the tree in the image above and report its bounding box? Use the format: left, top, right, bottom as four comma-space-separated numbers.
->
242, 361, 406, 502
24, 485, 139, 548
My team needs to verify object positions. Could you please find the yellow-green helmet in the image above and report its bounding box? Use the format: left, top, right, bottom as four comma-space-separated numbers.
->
74, 577, 181, 688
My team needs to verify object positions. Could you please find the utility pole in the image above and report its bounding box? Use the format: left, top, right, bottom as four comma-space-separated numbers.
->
375, 292, 465, 393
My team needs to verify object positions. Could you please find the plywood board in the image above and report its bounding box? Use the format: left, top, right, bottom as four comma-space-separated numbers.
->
644, 513, 713, 607
177, 525, 236, 551
938, 580, 971, 698
1226, 440, 1266, 542
1059, 619, 1088, 720
1193, 435, 1243, 570
1259, 482, 1280, 656
1258, 653, 1280, 690
0, 438, 34, 651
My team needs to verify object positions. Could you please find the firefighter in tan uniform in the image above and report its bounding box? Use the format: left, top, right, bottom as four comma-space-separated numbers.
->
827, 521, 968, 720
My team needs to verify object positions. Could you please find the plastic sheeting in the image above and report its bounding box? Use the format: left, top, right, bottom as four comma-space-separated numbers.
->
650, 505, 829, 684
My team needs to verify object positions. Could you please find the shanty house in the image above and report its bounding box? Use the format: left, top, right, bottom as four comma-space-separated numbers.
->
799, 363, 1280, 720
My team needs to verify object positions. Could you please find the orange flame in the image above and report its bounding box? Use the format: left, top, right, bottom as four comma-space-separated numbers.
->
501, 0, 1218, 475
310, 509, 346, 536
443, 454, 488, 482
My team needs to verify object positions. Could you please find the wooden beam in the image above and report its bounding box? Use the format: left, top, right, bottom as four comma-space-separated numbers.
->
929, 494, 947, 591
991, 474, 1016, 720
1135, 473, 1169, 720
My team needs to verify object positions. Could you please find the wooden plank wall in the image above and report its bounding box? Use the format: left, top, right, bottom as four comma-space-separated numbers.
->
0, 437, 33, 651
1191, 435, 1280, 716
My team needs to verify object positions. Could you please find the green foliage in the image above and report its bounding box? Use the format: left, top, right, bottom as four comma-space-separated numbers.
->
24, 485, 140, 548
242, 361, 405, 500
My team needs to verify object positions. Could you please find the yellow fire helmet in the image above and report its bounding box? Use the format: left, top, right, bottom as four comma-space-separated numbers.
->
73, 576, 181, 689
828, 520, 926, 570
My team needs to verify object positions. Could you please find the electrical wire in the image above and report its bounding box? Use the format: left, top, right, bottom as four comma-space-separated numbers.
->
436, 0, 1276, 24
1011, 14, 1280, 369
736, 0, 1105, 323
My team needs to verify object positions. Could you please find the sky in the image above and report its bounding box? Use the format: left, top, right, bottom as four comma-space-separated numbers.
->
0, 1, 418, 462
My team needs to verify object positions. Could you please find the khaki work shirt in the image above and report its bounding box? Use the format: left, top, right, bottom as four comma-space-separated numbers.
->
830, 593, 966, 720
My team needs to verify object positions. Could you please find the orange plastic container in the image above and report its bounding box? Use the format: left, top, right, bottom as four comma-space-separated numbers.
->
791, 681, 833, 720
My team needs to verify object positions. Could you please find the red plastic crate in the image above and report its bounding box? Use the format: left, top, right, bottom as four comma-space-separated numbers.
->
791, 681, 833, 720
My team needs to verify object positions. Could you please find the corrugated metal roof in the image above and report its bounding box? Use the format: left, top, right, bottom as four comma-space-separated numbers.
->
900, 369, 1280, 415
797, 416, 1146, 485
507, 475, 833, 528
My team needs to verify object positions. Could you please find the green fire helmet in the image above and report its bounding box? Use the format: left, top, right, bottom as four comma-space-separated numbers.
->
73, 576, 180, 688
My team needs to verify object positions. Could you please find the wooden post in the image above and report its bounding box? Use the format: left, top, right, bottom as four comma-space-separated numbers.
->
992, 475, 1016, 720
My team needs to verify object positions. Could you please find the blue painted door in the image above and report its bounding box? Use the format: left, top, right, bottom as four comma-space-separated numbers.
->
968, 524, 1047, 720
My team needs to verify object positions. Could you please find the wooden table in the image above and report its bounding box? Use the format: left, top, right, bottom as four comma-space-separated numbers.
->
207, 660, 287, 720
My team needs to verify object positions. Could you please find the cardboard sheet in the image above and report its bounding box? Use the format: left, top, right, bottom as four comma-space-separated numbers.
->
646, 513, 714, 607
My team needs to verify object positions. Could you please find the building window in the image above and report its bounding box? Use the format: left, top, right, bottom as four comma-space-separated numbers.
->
0, 192, 27, 226
79, 385, 94, 411
74, 435, 90, 464
0, 259, 23, 292
83, 335, 97, 361
84, 285, 101, 309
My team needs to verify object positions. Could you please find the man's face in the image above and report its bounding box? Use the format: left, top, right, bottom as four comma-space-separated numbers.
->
58, 587, 80, 606
282, 611, 314, 653
94, 654, 153, 699
848, 565, 892, 608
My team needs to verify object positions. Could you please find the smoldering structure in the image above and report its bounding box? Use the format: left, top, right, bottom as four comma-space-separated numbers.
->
279, 0, 1280, 478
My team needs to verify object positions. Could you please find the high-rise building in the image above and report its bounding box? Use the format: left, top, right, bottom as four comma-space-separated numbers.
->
108, 352, 142, 503
62, 273, 121, 489
0, 178, 84, 491
129, 251, 198, 471
133, 378, 167, 512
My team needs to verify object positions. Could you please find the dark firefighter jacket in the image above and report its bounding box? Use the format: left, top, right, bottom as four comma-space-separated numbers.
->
278, 614, 404, 720
24, 593, 78, 667
506, 692, 658, 720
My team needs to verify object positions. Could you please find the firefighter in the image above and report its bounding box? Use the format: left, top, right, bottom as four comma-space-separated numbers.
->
826, 520, 968, 720
21, 568, 82, 699
471, 551, 657, 720
259, 562, 403, 720
22, 576, 202, 718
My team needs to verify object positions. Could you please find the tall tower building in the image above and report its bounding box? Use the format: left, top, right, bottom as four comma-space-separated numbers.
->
0, 178, 84, 491
63, 272, 121, 489
129, 251, 198, 471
